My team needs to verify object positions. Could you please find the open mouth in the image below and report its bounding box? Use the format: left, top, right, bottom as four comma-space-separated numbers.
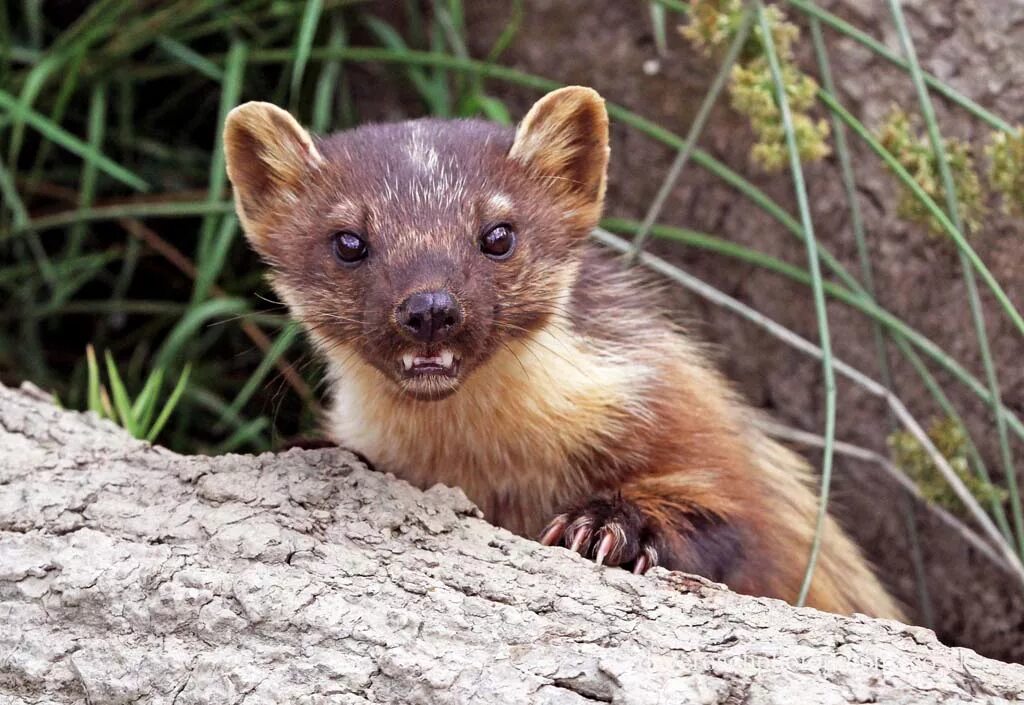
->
400, 348, 460, 379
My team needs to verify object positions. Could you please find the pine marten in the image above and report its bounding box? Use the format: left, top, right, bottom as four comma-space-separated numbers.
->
223, 86, 903, 620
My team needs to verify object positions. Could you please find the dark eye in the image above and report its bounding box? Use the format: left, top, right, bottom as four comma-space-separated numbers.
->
331, 230, 368, 264
479, 223, 516, 260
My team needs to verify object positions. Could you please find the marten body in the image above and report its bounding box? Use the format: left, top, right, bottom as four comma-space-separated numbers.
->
224, 87, 903, 620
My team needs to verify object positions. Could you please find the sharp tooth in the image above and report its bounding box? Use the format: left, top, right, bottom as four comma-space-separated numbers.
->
440, 350, 454, 368
402, 353, 414, 371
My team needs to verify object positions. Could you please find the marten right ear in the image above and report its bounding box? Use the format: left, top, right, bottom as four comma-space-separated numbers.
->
223, 102, 323, 243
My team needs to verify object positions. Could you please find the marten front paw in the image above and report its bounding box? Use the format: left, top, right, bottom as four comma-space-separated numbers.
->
539, 494, 660, 574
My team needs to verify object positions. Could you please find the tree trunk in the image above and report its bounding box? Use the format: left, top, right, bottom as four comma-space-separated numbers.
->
1, 382, 1021, 704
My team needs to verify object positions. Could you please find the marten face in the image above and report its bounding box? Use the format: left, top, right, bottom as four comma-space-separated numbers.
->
224, 87, 609, 400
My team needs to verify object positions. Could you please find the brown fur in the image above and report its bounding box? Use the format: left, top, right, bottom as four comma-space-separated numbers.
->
224, 88, 904, 620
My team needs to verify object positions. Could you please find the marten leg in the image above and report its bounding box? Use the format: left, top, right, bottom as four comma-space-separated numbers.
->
539, 484, 744, 581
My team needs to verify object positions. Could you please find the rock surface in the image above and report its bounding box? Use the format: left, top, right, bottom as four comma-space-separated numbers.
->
1, 382, 1022, 704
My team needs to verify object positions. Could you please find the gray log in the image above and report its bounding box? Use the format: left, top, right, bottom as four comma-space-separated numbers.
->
1, 382, 1021, 704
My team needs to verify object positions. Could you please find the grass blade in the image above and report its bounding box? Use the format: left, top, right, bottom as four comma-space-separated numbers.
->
212, 416, 270, 455
104, 349, 137, 435
155, 36, 224, 81
650, 0, 690, 13
222, 321, 301, 424
193, 214, 238, 304
154, 297, 250, 370
85, 344, 103, 417
290, 0, 324, 107
67, 81, 107, 258
361, 19, 448, 115
0, 88, 148, 191
145, 364, 192, 444
649, 2, 668, 56
131, 366, 165, 434
184, 385, 270, 453
4, 200, 234, 238
0, 155, 28, 227
312, 14, 347, 132
484, 0, 523, 63
196, 40, 247, 278
5, 51, 62, 166
756, 0, 837, 607
808, 0, 933, 623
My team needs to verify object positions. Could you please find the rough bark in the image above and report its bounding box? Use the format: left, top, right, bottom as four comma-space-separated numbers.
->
1, 383, 1022, 704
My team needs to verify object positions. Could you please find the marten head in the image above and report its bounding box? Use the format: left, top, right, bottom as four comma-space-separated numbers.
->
224, 87, 609, 400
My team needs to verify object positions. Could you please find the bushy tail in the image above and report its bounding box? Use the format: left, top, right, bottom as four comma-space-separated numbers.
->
745, 416, 906, 621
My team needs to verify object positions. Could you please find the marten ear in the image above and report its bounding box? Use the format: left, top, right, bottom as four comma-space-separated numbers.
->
223, 101, 323, 237
509, 86, 609, 211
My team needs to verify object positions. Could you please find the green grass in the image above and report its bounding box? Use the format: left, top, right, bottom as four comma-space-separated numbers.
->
85, 344, 192, 442
755, 0, 837, 608
2, 0, 1023, 600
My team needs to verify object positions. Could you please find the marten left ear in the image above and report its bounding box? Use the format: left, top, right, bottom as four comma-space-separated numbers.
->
509, 86, 610, 211
223, 102, 323, 241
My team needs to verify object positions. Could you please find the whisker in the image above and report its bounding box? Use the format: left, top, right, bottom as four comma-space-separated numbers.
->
253, 291, 288, 305
492, 322, 580, 372
499, 340, 530, 379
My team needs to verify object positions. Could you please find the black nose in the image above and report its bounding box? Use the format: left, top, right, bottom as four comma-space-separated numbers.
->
396, 290, 463, 343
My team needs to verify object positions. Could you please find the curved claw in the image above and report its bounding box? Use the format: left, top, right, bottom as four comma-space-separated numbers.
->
540, 515, 568, 546
569, 525, 593, 554
632, 545, 659, 575
594, 531, 616, 566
